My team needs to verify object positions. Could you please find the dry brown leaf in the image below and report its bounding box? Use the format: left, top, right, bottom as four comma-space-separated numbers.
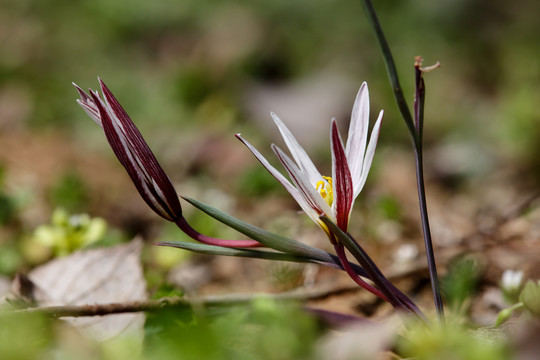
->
27, 238, 147, 342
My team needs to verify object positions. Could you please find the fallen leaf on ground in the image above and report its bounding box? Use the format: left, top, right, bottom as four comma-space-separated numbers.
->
24, 239, 147, 342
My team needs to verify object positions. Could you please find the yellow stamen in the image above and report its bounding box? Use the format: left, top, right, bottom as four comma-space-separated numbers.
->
316, 176, 333, 206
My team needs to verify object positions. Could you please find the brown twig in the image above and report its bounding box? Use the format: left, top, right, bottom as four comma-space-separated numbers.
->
12, 285, 362, 319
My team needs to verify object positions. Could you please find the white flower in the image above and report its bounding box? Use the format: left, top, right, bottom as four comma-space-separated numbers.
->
237, 82, 383, 241
501, 269, 523, 293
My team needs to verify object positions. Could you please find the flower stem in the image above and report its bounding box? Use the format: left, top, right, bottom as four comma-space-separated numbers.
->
359, 0, 444, 322
174, 217, 261, 248
321, 217, 425, 320
334, 243, 389, 302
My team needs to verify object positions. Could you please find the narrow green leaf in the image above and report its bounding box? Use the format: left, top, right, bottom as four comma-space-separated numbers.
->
156, 241, 315, 263
182, 197, 368, 277
185, 197, 324, 257
320, 215, 424, 318
319, 217, 374, 273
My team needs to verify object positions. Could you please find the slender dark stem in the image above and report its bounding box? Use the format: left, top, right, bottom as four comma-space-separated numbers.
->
359, 0, 444, 322
359, 0, 418, 144
413, 63, 444, 322
334, 243, 389, 301
344, 234, 424, 317
321, 217, 426, 320
414, 147, 444, 322
343, 232, 425, 319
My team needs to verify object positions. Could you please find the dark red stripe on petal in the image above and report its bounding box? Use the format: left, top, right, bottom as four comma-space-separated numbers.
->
73, 84, 102, 125
73, 83, 93, 103
90, 86, 182, 221
331, 120, 353, 232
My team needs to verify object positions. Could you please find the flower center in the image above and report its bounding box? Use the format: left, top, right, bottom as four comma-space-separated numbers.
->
316, 176, 333, 206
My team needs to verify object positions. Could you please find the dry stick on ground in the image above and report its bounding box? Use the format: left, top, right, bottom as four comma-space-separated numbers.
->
12, 285, 363, 318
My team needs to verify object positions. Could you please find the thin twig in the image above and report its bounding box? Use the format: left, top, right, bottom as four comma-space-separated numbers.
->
12, 286, 363, 319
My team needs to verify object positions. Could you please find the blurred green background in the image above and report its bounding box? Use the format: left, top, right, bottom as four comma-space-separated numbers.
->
2, 0, 538, 149
0, 0, 539, 263
0, 1, 538, 357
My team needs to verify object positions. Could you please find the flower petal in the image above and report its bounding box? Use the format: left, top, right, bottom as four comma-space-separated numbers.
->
272, 144, 333, 221
271, 112, 323, 187
235, 134, 308, 212
345, 82, 370, 188
354, 110, 383, 199
73, 83, 102, 125
330, 119, 353, 232
89, 80, 182, 222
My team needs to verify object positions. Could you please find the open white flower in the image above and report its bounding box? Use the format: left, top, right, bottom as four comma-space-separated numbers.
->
237, 82, 383, 242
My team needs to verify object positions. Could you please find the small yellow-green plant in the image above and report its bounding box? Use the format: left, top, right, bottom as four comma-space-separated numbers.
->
31, 208, 107, 256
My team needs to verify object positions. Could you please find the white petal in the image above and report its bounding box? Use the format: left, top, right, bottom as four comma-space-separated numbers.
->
272, 145, 333, 220
235, 135, 312, 215
271, 112, 323, 187
76, 99, 102, 126
73, 84, 102, 126
354, 110, 383, 199
345, 82, 369, 187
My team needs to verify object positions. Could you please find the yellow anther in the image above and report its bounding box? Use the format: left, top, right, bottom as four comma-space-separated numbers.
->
316, 176, 333, 206
322, 176, 332, 185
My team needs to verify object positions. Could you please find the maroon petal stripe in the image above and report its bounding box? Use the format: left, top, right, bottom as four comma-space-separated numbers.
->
90, 81, 182, 222
271, 144, 324, 216
73, 83, 101, 125
331, 120, 353, 232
